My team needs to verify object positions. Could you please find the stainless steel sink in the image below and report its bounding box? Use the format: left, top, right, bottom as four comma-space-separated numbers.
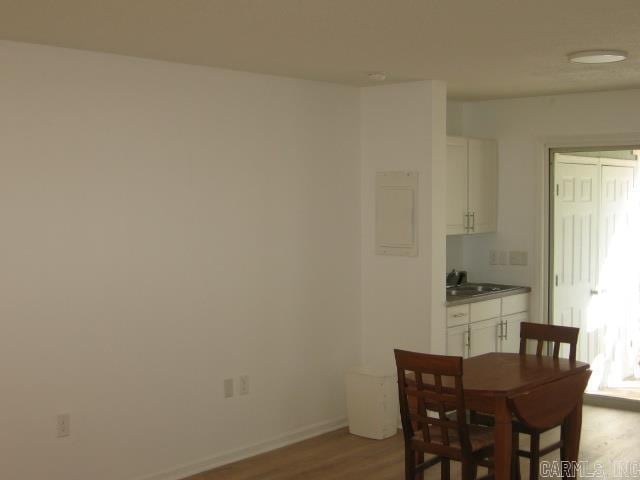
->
446, 283, 516, 297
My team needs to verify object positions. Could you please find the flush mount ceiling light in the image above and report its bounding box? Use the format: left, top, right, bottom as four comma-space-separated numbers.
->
568, 50, 628, 64
368, 72, 387, 81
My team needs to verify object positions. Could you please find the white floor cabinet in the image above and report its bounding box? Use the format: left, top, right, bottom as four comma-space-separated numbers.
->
446, 293, 529, 358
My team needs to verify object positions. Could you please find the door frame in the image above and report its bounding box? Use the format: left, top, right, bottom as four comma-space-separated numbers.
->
548, 152, 638, 331
533, 133, 640, 329
537, 135, 640, 409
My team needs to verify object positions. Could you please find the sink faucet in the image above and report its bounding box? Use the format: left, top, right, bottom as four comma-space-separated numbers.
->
446, 269, 467, 287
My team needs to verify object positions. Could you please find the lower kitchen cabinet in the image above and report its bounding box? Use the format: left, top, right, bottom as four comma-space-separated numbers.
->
469, 317, 501, 357
500, 312, 527, 353
446, 293, 529, 358
446, 324, 469, 357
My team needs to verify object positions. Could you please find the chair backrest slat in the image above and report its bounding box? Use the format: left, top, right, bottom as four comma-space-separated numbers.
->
409, 413, 458, 430
433, 373, 450, 445
405, 386, 458, 408
394, 349, 472, 458
519, 322, 579, 361
413, 368, 431, 443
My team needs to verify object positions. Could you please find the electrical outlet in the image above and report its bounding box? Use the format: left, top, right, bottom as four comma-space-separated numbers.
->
489, 250, 498, 265
239, 375, 249, 396
498, 251, 508, 265
223, 378, 234, 398
509, 251, 528, 266
56, 413, 70, 438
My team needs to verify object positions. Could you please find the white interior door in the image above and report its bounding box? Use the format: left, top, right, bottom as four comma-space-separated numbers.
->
553, 161, 599, 363
598, 165, 638, 383
600, 166, 634, 263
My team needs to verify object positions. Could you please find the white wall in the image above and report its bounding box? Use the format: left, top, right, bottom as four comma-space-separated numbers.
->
455, 89, 640, 322
0, 41, 362, 480
446, 100, 465, 137
446, 235, 464, 272
360, 81, 447, 370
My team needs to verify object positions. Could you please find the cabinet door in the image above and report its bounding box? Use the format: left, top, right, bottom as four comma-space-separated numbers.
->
469, 318, 501, 357
447, 324, 469, 358
446, 137, 468, 235
500, 312, 528, 353
468, 138, 497, 233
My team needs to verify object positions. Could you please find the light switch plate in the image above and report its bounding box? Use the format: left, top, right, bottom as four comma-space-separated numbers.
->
489, 250, 498, 265
239, 375, 249, 396
509, 251, 528, 266
498, 251, 508, 265
223, 378, 234, 398
56, 413, 70, 438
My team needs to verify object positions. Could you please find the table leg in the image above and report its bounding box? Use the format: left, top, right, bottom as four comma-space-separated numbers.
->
561, 396, 583, 480
494, 396, 512, 480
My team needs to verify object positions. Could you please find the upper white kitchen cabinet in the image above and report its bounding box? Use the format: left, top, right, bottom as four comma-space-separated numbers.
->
446, 136, 498, 235
445, 137, 469, 235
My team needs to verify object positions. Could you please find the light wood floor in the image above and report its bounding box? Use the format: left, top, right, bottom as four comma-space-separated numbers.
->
186, 406, 639, 480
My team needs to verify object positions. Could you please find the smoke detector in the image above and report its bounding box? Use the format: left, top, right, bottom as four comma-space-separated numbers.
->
368, 72, 387, 81
568, 50, 628, 64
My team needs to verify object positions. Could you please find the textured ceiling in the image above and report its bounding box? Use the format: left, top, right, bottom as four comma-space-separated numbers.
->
1, 0, 640, 99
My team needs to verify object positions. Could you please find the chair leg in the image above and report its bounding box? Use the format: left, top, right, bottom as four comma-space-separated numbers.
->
405, 446, 416, 480
461, 461, 475, 480
470, 409, 478, 424
415, 452, 425, 480
529, 433, 540, 480
441, 458, 450, 480
512, 431, 521, 480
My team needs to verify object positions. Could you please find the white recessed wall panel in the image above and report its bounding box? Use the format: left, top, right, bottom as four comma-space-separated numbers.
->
375, 172, 418, 256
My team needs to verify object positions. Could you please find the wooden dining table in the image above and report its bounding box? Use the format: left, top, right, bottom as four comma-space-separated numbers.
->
460, 352, 590, 480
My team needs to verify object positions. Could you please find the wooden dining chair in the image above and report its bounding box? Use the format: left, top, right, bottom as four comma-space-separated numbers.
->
394, 349, 495, 480
519, 321, 579, 361
512, 322, 581, 480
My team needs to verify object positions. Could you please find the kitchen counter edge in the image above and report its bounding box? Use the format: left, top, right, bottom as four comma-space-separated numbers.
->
445, 286, 531, 306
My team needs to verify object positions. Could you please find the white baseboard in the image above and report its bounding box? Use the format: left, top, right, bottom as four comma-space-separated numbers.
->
136, 417, 348, 480
584, 393, 640, 412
